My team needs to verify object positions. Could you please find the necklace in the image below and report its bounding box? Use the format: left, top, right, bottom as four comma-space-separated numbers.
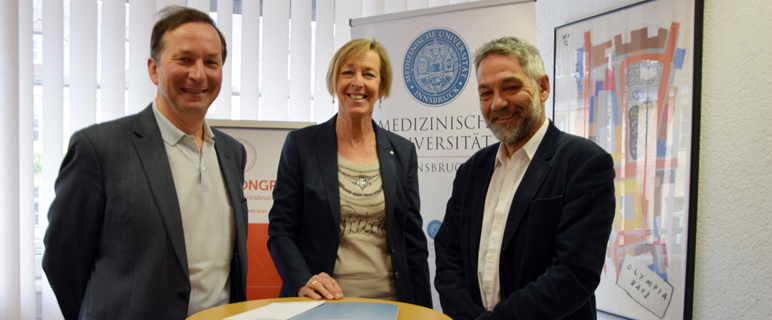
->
338, 165, 381, 190
339, 182, 383, 197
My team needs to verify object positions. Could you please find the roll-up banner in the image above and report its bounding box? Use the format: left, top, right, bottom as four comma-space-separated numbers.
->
351, 0, 536, 309
210, 120, 314, 300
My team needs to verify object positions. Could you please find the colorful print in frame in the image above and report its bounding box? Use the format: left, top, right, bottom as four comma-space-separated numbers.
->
552, 0, 702, 319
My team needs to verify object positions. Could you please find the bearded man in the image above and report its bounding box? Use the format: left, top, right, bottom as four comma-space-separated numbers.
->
434, 36, 616, 320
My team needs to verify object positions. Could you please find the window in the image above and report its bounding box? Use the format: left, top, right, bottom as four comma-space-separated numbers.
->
33, 34, 42, 63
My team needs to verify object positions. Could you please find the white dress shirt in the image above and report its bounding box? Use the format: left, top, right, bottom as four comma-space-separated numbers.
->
477, 119, 548, 311
152, 101, 235, 316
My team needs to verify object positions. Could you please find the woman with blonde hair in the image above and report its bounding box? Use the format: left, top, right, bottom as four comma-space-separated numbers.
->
267, 38, 432, 307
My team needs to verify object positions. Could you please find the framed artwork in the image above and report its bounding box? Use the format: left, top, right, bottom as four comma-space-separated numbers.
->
552, 0, 703, 319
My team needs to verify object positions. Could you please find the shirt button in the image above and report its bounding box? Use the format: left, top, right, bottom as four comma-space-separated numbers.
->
485, 285, 491, 292
184, 137, 190, 142
494, 224, 501, 231
488, 254, 495, 260
501, 195, 507, 200
202, 165, 206, 171
510, 168, 515, 173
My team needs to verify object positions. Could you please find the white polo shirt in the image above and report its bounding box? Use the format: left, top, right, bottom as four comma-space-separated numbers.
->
152, 101, 235, 316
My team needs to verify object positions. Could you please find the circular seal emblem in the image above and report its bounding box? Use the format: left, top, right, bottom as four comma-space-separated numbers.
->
403, 28, 470, 106
237, 138, 256, 173
427, 219, 442, 239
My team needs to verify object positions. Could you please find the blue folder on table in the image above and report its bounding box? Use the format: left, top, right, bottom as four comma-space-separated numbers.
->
291, 302, 398, 320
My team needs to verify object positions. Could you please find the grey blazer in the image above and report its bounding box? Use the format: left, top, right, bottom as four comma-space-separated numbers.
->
43, 105, 249, 320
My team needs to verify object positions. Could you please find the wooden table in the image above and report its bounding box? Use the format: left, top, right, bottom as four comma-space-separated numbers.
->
187, 297, 451, 320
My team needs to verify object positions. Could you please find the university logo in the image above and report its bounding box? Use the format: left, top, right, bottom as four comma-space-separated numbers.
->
403, 28, 470, 106
237, 138, 256, 173
427, 219, 442, 239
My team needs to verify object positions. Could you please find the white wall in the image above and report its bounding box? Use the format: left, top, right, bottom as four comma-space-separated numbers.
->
535, 0, 772, 319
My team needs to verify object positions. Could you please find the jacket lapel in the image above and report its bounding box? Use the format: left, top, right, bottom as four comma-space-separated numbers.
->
214, 132, 249, 297
470, 145, 498, 263
500, 121, 559, 253
316, 116, 342, 229
213, 132, 247, 259
374, 124, 397, 235
132, 104, 189, 277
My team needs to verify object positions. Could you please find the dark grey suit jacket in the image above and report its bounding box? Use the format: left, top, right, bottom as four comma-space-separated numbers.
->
43, 105, 249, 320
267, 115, 433, 308
434, 121, 616, 319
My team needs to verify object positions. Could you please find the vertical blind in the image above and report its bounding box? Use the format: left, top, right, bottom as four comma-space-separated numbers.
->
290, 0, 312, 121
1, 2, 21, 319
240, 0, 260, 120
214, 0, 233, 119
313, 0, 335, 123
18, 1, 36, 319
262, 0, 291, 120
100, 0, 127, 122
2, 0, 479, 319
40, 1, 63, 318
127, 0, 156, 115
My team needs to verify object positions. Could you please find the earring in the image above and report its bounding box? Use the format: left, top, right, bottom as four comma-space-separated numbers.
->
332, 96, 335, 104
379, 98, 382, 109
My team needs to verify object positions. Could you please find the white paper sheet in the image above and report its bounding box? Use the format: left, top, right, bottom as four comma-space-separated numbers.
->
224, 301, 325, 320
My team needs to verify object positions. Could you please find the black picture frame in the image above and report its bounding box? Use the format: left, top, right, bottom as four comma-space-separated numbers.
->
552, 0, 703, 319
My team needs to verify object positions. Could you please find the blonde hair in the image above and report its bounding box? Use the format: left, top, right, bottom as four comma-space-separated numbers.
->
326, 38, 393, 98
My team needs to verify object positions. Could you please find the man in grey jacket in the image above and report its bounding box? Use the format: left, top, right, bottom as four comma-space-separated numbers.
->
43, 7, 248, 320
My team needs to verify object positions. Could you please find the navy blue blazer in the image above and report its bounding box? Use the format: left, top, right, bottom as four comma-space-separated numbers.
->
434, 121, 616, 319
267, 115, 432, 308
43, 105, 248, 320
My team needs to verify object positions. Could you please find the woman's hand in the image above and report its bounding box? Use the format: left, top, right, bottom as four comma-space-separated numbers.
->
297, 272, 344, 300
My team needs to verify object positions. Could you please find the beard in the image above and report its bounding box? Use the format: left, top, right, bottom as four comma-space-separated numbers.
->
485, 91, 543, 146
